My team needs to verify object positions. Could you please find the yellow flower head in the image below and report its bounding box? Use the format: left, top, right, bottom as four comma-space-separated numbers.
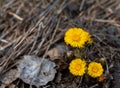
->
64, 28, 92, 48
88, 62, 103, 78
69, 58, 86, 76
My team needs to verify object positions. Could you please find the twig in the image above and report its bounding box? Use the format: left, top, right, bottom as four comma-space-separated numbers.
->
34, 22, 54, 55
77, 76, 83, 88
37, 18, 60, 76
90, 84, 98, 88
79, 0, 86, 11
29, 22, 45, 54
83, 17, 120, 27
7, 11, 23, 21
0, 38, 8, 43
43, 18, 60, 58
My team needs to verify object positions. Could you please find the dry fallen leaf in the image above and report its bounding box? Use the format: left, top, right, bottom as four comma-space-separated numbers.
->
0, 69, 19, 88
17, 55, 56, 87
47, 44, 68, 61
8, 84, 16, 88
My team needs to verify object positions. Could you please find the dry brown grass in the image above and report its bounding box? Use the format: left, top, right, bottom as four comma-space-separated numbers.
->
0, 0, 120, 88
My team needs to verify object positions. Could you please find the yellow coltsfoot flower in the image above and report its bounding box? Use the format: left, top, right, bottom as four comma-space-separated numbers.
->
69, 58, 86, 76
64, 28, 92, 48
88, 62, 103, 78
